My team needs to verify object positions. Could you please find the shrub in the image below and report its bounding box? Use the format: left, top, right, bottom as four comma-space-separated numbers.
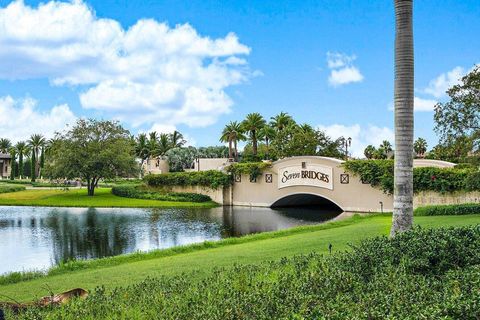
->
0, 184, 25, 193
227, 162, 271, 181
415, 203, 480, 216
111, 185, 211, 203
144, 170, 232, 189
344, 159, 480, 194
11, 226, 480, 319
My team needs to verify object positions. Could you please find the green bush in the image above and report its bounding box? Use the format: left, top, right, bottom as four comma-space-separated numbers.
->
112, 185, 211, 203
144, 170, 232, 189
415, 203, 480, 216
227, 162, 271, 181
12, 226, 480, 319
344, 160, 480, 194
0, 184, 25, 193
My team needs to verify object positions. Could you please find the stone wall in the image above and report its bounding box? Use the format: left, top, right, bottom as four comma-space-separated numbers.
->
170, 185, 231, 205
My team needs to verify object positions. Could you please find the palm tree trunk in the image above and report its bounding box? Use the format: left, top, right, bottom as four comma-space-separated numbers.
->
234, 139, 238, 161
391, 0, 414, 236
228, 139, 233, 159
252, 131, 257, 156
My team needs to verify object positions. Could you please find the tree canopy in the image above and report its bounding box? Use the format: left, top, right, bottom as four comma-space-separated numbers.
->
44, 119, 138, 196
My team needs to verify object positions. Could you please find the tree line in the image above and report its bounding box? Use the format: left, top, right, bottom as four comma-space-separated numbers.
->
220, 112, 345, 161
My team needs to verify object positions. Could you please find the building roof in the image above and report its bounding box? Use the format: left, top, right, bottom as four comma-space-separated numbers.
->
0, 153, 12, 159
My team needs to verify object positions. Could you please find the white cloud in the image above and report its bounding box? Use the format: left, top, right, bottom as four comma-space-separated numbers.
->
326, 52, 364, 87
423, 66, 465, 98
0, 96, 76, 142
0, 0, 252, 129
317, 123, 394, 158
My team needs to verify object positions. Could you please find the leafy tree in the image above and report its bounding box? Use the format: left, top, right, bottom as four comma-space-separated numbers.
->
391, 0, 414, 236
364, 145, 376, 159
0, 138, 11, 153
148, 132, 160, 157
15, 141, 28, 179
379, 140, 393, 159
197, 146, 230, 158
241, 113, 266, 157
165, 146, 198, 172
414, 137, 428, 158
434, 66, 480, 152
44, 119, 138, 196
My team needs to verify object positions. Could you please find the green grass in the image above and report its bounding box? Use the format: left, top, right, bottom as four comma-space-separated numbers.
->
0, 188, 218, 208
1, 213, 479, 302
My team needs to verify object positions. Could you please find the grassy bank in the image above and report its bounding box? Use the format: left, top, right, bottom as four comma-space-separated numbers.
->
1, 213, 480, 301
0, 188, 218, 208
12, 226, 480, 319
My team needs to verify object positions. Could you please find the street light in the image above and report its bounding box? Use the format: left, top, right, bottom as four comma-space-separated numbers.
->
341, 137, 352, 160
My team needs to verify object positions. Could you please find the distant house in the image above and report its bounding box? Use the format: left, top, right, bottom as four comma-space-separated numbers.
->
0, 153, 12, 179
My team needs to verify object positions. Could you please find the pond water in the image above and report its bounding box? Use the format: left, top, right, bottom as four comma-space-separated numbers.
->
0, 205, 342, 275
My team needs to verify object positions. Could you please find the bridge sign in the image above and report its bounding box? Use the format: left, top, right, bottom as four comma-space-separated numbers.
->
278, 164, 333, 190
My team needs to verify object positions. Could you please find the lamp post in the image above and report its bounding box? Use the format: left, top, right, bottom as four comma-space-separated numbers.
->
341, 137, 352, 160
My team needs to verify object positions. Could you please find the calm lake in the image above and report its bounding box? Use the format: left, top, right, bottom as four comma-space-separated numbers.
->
0, 205, 341, 275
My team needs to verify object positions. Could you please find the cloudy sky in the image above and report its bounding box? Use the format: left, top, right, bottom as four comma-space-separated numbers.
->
0, 0, 479, 157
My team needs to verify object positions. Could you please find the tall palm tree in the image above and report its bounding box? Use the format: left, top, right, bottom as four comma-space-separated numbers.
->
220, 124, 235, 159
170, 130, 186, 148
15, 141, 28, 179
414, 137, 428, 158
270, 112, 293, 131
364, 145, 376, 159
380, 140, 393, 159
230, 121, 246, 161
148, 132, 159, 158
259, 125, 276, 159
158, 133, 171, 156
0, 138, 11, 153
391, 0, 414, 236
241, 113, 266, 157
135, 134, 150, 176
8, 147, 16, 180
27, 134, 46, 181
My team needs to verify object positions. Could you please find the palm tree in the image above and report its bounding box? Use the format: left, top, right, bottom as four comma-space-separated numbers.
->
135, 134, 150, 176
391, 0, 414, 236
27, 134, 46, 181
270, 112, 293, 131
170, 130, 186, 148
15, 141, 28, 179
8, 147, 16, 180
364, 145, 376, 159
220, 124, 235, 159
380, 140, 393, 159
0, 138, 11, 153
414, 137, 428, 158
148, 132, 159, 158
158, 133, 171, 156
241, 113, 266, 157
258, 125, 276, 159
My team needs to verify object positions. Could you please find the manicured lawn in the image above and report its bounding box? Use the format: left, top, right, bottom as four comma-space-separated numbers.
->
0, 188, 217, 208
1, 213, 479, 301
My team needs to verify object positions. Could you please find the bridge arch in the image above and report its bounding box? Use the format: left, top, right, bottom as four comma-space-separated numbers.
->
270, 192, 343, 211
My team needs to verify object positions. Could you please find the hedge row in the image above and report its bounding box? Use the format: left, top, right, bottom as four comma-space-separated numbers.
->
415, 203, 480, 216
144, 170, 232, 189
13, 226, 480, 319
344, 160, 480, 194
111, 185, 211, 203
0, 184, 25, 194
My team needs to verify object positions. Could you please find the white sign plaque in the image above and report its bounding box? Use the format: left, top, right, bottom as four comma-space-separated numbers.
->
278, 164, 333, 190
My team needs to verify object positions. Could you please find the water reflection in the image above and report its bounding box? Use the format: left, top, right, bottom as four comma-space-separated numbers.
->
0, 205, 341, 274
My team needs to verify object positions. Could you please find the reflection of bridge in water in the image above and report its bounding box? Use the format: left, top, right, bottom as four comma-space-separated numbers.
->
203, 156, 455, 212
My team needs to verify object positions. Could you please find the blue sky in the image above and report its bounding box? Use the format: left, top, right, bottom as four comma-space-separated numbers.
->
0, 0, 478, 157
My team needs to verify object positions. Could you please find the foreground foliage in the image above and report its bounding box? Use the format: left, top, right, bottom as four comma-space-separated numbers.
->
10, 226, 480, 319
111, 185, 212, 202
144, 170, 232, 189
344, 159, 480, 194
415, 203, 480, 216
0, 184, 25, 193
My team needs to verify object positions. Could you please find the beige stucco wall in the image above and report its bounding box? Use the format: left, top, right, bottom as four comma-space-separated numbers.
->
193, 158, 232, 171
414, 191, 480, 208
143, 158, 169, 175
231, 156, 393, 212
170, 185, 231, 205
